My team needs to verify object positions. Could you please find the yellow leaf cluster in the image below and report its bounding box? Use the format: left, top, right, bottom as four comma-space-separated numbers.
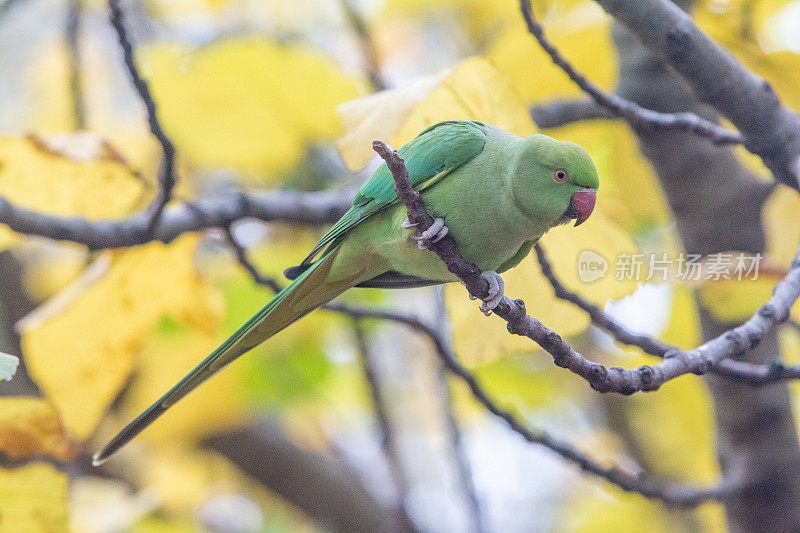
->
763, 184, 800, 266
338, 56, 536, 171
21, 234, 224, 439
383, 0, 588, 42
487, 1, 617, 103
673, 2, 800, 323
141, 39, 358, 179
0, 463, 68, 533
20, 243, 89, 303
0, 135, 144, 250
0, 397, 78, 461
660, 286, 702, 350
699, 184, 800, 323
564, 288, 724, 531
695, 1, 800, 107
447, 211, 639, 364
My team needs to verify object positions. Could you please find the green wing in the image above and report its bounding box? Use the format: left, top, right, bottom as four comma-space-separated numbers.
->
300, 120, 487, 266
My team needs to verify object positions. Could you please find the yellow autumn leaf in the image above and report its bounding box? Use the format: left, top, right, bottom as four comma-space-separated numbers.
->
337, 71, 451, 171
566, 287, 723, 531
660, 286, 702, 350
337, 55, 536, 170
0, 227, 16, 250
20, 233, 224, 439
698, 276, 776, 323
763, 184, 800, 266
120, 321, 252, 446
447, 212, 639, 364
488, 1, 616, 103
0, 397, 78, 461
0, 463, 69, 533
383, 0, 587, 41
141, 39, 358, 179
24, 32, 163, 175
0, 134, 145, 250
699, 183, 799, 323
19, 242, 88, 303
695, 1, 800, 112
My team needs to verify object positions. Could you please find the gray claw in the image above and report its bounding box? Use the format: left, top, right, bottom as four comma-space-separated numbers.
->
414, 218, 448, 250
479, 271, 505, 315
401, 218, 417, 229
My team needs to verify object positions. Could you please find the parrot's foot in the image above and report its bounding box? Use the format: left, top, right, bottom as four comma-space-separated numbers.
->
401, 218, 417, 229
478, 271, 505, 316
413, 218, 449, 250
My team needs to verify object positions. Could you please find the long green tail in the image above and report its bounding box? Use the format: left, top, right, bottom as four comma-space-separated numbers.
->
93, 249, 356, 465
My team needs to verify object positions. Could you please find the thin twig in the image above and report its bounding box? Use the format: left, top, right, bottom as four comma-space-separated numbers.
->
371, 139, 800, 395
66, 0, 85, 130
591, 0, 800, 189
108, 0, 176, 233
222, 225, 281, 292
533, 244, 800, 385
519, 0, 743, 145
222, 204, 732, 507
0, 188, 352, 250
351, 318, 412, 529
433, 289, 484, 533
340, 0, 386, 91
529, 99, 615, 129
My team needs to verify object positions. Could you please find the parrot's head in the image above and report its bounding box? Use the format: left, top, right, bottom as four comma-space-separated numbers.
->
510, 134, 599, 228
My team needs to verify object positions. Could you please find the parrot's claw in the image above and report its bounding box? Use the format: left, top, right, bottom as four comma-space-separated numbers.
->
478, 271, 505, 315
414, 218, 448, 250
401, 218, 417, 229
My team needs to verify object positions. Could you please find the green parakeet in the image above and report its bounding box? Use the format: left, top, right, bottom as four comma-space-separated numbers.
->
93, 120, 599, 465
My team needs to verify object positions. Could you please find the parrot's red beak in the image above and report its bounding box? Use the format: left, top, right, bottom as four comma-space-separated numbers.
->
567, 188, 596, 227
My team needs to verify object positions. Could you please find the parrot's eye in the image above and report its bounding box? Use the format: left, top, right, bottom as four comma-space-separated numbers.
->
553, 169, 568, 182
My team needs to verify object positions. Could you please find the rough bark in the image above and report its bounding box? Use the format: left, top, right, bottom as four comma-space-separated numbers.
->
611, 4, 800, 530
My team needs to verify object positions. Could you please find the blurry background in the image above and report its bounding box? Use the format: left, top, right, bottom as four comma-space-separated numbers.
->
1, 0, 800, 531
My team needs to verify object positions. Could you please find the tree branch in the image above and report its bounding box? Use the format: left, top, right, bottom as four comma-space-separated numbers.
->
519, 0, 743, 146
529, 99, 615, 129
0, 189, 352, 250
590, 0, 800, 189
340, 0, 386, 92
204, 421, 412, 533
367, 140, 738, 504
223, 211, 728, 506
432, 289, 484, 533
533, 244, 800, 385
108, 0, 177, 231
66, 0, 85, 130
351, 319, 413, 530
371, 139, 800, 394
